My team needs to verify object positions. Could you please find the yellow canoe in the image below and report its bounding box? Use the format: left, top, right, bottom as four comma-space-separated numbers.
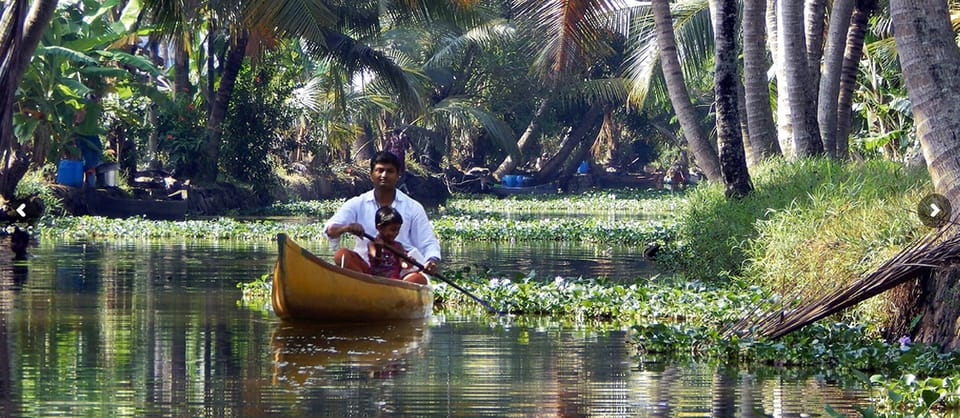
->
272, 233, 434, 322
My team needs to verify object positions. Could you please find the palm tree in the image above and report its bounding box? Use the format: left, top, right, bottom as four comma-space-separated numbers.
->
835, 1, 876, 158
741, 0, 779, 163
710, 0, 751, 197
778, 0, 823, 157
490, 0, 624, 180
817, 0, 856, 158
649, 0, 721, 180
888, 0, 960, 350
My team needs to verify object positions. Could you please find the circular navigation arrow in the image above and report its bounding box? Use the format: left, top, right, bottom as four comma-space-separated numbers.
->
918, 194, 952, 228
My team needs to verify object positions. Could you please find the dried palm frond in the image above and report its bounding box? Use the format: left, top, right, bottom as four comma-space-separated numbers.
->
726, 219, 960, 339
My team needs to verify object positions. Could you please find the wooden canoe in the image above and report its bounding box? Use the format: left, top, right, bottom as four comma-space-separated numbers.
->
490, 182, 558, 197
271, 233, 434, 322
85, 188, 187, 221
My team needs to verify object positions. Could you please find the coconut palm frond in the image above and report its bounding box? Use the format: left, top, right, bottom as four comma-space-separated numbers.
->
301, 29, 425, 114
428, 96, 520, 159
425, 19, 516, 68
670, 0, 712, 82
558, 78, 629, 110
620, 0, 709, 107
247, 0, 337, 50
864, 37, 900, 69
514, 0, 621, 81
621, 5, 658, 107
605, 0, 652, 38
94, 50, 165, 77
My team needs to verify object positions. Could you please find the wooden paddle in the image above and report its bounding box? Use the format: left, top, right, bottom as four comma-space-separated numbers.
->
362, 232, 506, 315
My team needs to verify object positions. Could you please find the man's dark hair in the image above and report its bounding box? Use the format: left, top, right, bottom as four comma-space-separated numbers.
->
370, 151, 403, 173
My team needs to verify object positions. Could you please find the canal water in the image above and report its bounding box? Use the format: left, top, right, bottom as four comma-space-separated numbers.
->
0, 238, 870, 416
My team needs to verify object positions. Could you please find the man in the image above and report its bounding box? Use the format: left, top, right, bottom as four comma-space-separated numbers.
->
74, 93, 104, 186
324, 151, 440, 285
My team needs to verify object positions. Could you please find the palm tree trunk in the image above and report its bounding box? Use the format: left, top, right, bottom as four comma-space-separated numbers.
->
0, 0, 58, 199
174, 35, 192, 98
779, 0, 824, 157
202, 34, 248, 182
804, 0, 827, 91
711, 0, 752, 198
533, 104, 603, 185
493, 98, 551, 179
817, 0, 856, 158
768, 0, 795, 158
651, 0, 721, 180
888, 0, 960, 350
742, 0, 780, 163
835, 2, 872, 158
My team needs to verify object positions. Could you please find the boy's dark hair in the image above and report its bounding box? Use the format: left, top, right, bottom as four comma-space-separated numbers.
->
370, 151, 403, 173
375, 206, 403, 228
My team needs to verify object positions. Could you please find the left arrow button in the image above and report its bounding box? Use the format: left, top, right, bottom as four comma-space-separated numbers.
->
16, 203, 26, 218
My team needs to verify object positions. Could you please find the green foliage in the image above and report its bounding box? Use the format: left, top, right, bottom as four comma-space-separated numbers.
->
14, 164, 65, 215
741, 159, 929, 327
668, 158, 930, 287
156, 96, 206, 175
15, 2, 166, 165
220, 51, 298, 192
431, 269, 771, 323
865, 374, 960, 416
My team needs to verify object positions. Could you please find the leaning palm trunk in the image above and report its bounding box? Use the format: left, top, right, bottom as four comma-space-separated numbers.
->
711, 0, 752, 198
533, 104, 603, 186
651, 0, 721, 180
888, 0, 960, 350
742, 0, 779, 163
0, 0, 58, 199
493, 98, 551, 179
817, 0, 856, 157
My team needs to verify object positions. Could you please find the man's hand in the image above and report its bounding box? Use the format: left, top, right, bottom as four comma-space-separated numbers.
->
423, 257, 440, 275
327, 223, 365, 239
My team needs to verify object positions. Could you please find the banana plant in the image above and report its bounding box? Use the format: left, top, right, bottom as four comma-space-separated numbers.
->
15, 1, 167, 164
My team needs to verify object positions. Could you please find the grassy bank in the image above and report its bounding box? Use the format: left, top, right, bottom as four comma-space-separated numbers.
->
664, 158, 931, 328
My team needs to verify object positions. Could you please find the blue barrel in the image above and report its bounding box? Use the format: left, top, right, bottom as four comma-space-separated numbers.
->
503, 175, 517, 187
56, 160, 84, 187
577, 160, 589, 174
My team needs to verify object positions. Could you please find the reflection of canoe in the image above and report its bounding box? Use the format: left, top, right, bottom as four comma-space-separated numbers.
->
85, 189, 187, 221
271, 233, 434, 322
271, 320, 430, 386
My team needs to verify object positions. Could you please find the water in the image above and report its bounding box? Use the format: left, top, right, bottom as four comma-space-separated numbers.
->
0, 239, 870, 416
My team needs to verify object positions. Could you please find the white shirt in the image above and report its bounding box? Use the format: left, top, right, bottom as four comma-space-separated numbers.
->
323, 189, 441, 264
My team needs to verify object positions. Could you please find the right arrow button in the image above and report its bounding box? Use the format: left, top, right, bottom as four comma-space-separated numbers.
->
919, 194, 952, 228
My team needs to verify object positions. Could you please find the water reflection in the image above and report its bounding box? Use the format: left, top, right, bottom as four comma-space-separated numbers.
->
270, 320, 430, 387
0, 240, 871, 416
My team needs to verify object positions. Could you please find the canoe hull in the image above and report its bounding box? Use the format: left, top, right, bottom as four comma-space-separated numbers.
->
85, 189, 187, 221
272, 234, 433, 322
